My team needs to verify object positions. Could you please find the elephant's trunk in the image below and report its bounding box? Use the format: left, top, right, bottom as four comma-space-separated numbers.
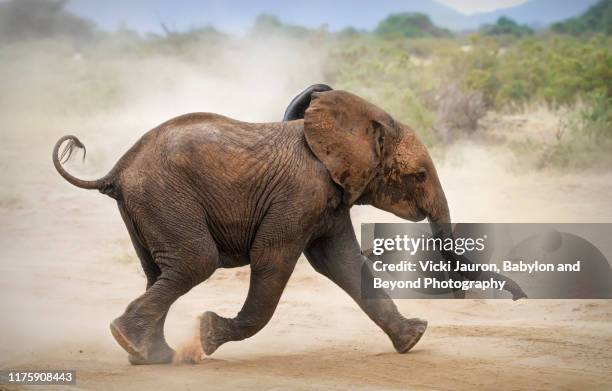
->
428, 204, 527, 300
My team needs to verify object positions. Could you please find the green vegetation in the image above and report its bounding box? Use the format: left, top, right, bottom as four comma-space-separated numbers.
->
480, 17, 534, 37
559, 92, 612, 166
1, 0, 610, 169
461, 35, 612, 108
374, 13, 451, 38
552, 0, 612, 36
328, 38, 438, 145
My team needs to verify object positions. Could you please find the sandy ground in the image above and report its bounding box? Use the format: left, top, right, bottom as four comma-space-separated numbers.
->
1, 132, 612, 391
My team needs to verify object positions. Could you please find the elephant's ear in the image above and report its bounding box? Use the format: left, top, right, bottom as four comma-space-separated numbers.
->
304, 90, 398, 204
283, 84, 333, 121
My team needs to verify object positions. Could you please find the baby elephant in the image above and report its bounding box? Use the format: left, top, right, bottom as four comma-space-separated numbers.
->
53, 85, 524, 364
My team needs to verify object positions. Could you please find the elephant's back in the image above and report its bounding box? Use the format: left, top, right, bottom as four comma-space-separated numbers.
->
116, 112, 308, 193
154, 113, 306, 170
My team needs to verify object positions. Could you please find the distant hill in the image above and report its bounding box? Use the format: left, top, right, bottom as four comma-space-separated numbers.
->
464, 0, 600, 30
66, 0, 600, 34
551, 0, 612, 35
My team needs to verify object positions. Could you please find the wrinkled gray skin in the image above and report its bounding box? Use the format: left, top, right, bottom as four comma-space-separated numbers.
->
53, 84, 525, 365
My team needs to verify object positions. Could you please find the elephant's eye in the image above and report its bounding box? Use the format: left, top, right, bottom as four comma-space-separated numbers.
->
415, 169, 427, 183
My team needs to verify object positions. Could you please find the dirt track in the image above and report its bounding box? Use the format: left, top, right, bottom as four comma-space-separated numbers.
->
1, 136, 612, 390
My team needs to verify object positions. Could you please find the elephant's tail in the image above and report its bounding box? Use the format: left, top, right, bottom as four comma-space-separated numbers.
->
52, 135, 118, 198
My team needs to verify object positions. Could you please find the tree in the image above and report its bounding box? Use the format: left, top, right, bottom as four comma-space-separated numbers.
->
375, 13, 452, 39
0, 0, 95, 42
481, 17, 534, 37
252, 14, 311, 37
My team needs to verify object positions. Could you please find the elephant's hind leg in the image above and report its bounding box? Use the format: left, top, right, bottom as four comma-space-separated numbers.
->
110, 243, 217, 363
112, 203, 218, 364
200, 244, 301, 355
125, 233, 175, 364
117, 206, 175, 364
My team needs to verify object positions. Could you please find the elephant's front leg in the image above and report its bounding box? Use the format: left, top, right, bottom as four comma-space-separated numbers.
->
305, 214, 427, 353
200, 246, 300, 355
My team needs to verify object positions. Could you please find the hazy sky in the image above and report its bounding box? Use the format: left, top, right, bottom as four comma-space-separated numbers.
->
64, 0, 597, 34
436, 0, 528, 14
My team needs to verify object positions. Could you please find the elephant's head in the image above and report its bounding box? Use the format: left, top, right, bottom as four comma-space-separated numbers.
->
303, 90, 449, 229
302, 89, 526, 300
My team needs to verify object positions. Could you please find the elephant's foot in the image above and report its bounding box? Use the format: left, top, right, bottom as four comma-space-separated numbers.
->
110, 318, 148, 361
389, 318, 428, 353
110, 317, 175, 365
200, 311, 231, 355
111, 317, 175, 365
128, 342, 175, 365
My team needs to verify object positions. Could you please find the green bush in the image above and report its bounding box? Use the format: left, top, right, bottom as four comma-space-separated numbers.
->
462, 35, 612, 109
374, 13, 452, 39
569, 93, 611, 143
252, 14, 312, 37
481, 17, 534, 38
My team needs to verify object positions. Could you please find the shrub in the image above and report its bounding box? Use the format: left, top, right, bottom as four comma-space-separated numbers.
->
530, 93, 612, 168
480, 17, 534, 38
252, 14, 311, 37
374, 13, 452, 39
433, 84, 487, 141
462, 35, 612, 109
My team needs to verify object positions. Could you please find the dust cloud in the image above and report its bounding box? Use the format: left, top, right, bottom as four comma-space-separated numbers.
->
0, 32, 328, 363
